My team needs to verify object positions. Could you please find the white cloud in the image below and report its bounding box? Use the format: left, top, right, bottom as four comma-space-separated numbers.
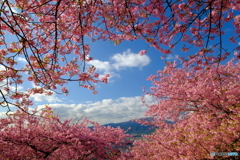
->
111, 49, 151, 70
40, 95, 155, 125
17, 57, 27, 63
166, 54, 179, 60
29, 82, 61, 103
0, 112, 10, 119
87, 49, 150, 79
0, 65, 5, 70
30, 92, 61, 103
88, 60, 112, 72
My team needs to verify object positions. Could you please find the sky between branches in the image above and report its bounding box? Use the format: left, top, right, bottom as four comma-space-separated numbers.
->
0, 0, 238, 125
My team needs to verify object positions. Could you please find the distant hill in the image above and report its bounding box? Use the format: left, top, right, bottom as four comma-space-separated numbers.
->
103, 118, 176, 136
101, 119, 176, 150
103, 119, 157, 135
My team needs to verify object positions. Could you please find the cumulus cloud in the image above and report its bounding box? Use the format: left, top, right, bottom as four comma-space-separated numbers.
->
28, 82, 61, 103
39, 95, 155, 125
17, 57, 27, 63
0, 112, 11, 119
88, 60, 112, 72
0, 65, 5, 71
111, 49, 150, 70
87, 49, 151, 79
166, 54, 179, 60
30, 92, 62, 103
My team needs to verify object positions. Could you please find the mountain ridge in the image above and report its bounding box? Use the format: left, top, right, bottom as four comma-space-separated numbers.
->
102, 119, 157, 135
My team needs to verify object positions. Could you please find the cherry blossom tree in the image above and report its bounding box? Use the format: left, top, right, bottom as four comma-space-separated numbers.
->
0, 0, 109, 111
0, 0, 239, 158
0, 0, 239, 111
129, 57, 240, 159
0, 106, 132, 159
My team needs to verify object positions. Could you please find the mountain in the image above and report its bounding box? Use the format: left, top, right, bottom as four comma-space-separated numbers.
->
103, 119, 157, 135
103, 118, 176, 136
102, 119, 175, 150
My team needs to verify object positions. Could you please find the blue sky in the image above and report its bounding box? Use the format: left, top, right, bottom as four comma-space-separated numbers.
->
0, 2, 168, 124
0, 2, 238, 125
2, 34, 236, 125
1, 28, 238, 125
0, 34, 182, 124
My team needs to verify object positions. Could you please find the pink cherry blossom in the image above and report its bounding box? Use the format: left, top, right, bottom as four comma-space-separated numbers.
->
139, 50, 147, 56
130, 58, 240, 159
61, 87, 68, 93
0, 1, 239, 158
0, 107, 132, 159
